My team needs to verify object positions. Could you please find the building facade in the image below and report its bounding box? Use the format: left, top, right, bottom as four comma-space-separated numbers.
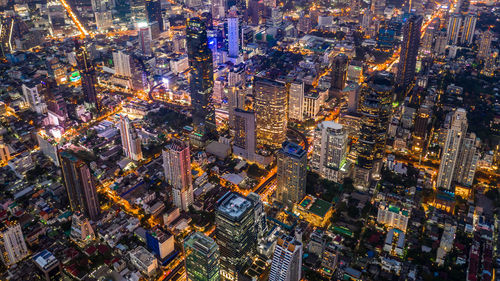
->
312, 121, 348, 183
163, 139, 194, 211
269, 234, 303, 281
397, 15, 422, 87
276, 141, 307, 208
0, 223, 29, 266
184, 232, 221, 281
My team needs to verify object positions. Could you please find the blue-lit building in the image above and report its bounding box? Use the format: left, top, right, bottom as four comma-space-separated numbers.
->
32, 250, 62, 281
146, 226, 175, 260
276, 141, 307, 208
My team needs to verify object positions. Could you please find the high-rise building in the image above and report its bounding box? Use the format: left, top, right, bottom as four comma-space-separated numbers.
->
478, 29, 493, 59
436, 108, 468, 190
146, 0, 163, 31
312, 121, 348, 183
331, 53, 349, 90
397, 15, 422, 87
227, 8, 239, 58
246, 193, 267, 239
138, 26, 152, 56
184, 232, 220, 281
59, 150, 100, 221
461, 13, 476, 45
454, 133, 479, 187
118, 115, 143, 161
33, 250, 62, 281
411, 106, 431, 152
434, 29, 448, 55
215, 192, 256, 280
354, 72, 394, 189
446, 14, 462, 45
457, 0, 469, 14
269, 234, 303, 281
186, 17, 215, 132
75, 39, 98, 110
131, 0, 147, 23
212, 0, 225, 19
288, 81, 304, 121
146, 226, 175, 259
276, 141, 307, 208
0, 223, 29, 266
420, 21, 436, 55
162, 139, 193, 211
253, 77, 288, 150
233, 108, 257, 161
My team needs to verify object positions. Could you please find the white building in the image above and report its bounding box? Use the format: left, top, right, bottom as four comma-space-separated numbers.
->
269, 235, 303, 281
288, 81, 304, 122
162, 139, 193, 211
22, 82, 47, 114
377, 202, 410, 232
129, 246, 158, 277
118, 115, 143, 161
0, 223, 29, 266
113, 51, 133, 77
311, 121, 348, 183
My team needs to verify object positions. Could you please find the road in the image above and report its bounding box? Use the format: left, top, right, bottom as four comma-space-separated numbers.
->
57, 0, 89, 37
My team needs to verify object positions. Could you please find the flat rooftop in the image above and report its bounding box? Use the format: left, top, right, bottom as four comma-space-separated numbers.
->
217, 192, 253, 220
280, 141, 306, 159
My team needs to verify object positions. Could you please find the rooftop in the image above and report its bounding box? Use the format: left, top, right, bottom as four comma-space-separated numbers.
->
217, 192, 253, 220
184, 232, 218, 255
33, 250, 58, 270
280, 141, 306, 159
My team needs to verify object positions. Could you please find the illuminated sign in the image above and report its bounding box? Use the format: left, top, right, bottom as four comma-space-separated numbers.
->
69, 71, 81, 82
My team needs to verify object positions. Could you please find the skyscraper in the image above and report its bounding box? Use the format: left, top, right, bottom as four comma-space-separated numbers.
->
436, 108, 468, 190
138, 26, 152, 56
253, 77, 288, 150
276, 141, 307, 208
434, 29, 448, 56
233, 108, 257, 161
186, 17, 215, 132
227, 8, 239, 58
75, 39, 98, 110
354, 72, 394, 189
461, 13, 476, 45
397, 15, 422, 87
215, 192, 256, 280
454, 133, 479, 187
331, 53, 349, 90
184, 232, 220, 281
269, 234, 303, 281
478, 29, 493, 59
288, 81, 304, 121
118, 115, 143, 161
246, 193, 268, 240
312, 121, 348, 183
446, 14, 462, 45
162, 139, 193, 211
146, 0, 163, 31
0, 223, 28, 266
59, 150, 101, 221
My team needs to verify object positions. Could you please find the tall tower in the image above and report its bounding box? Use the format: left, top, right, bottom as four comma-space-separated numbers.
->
146, 0, 163, 31
461, 14, 476, 45
354, 72, 394, 189
477, 29, 493, 59
253, 77, 288, 150
186, 17, 215, 133
215, 192, 256, 280
59, 150, 101, 221
446, 14, 462, 45
269, 234, 303, 281
288, 81, 304, 121
233, 108, 257, 161
276, 141, 307, 208
311, 121, 348, 183
331, 53, 349, 90
75, 39, 98, 110
227, 8, 239, 58
0, 223, 28, 266
436, 108, 468, 190
138, 26, 152, 56
454, 133, 479, 187
397, 14, 422, 87
118, 115, 143, 161
184, 232, 221, 281
162, 139, 193, 211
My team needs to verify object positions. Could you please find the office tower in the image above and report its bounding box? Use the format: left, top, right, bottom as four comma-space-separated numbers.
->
212, 0, 225, 19
131, 0, 147, 23
184, 232, 220, 281
162, 139, 193, 211
233, 108, 257, 161
269, 234, 303, 281
118, 115, 143, 161
478, 30, 493, 59
331, 53, 349, 90
33, 250, 62, 281
146, 0, 163, 31
215, 192, 256, 280
412, 106, 430, 151
276, 141, 307, 208
436, 108, 468, 190
420, 23, 435, 55
246, 193, 268, 239
0, 223, 28, 266
70, 212, 96, 245
146, 226, 175, 259
434, 29, 448, 55
446, 14, 462, 45
186, 17, 215, 132
397, 15, 422, 87
138, 26, 152, 56
113, 51, 133, 77
113, 51, 147, 91
228, 63, 245, 86
312, 121, 348, 183
227, 8, 239, 58
91, 0, 113, 30
253, 77, 288, 150
288, 81, 304, 121
75, 40, 98, 110
461, 14, 476, 45
454, 133, 479, 187
354, 72, 394, 189
59, 150, 101, 221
